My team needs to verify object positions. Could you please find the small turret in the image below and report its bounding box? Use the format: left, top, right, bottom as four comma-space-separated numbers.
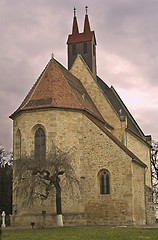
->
67, 7, 97, 76
72, 7, 79, 36
84, 7, 91, 33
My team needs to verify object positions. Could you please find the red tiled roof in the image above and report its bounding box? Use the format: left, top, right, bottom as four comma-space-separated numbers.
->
84, 14, 91, 33
72, 16, 79, 36
67, 14, 96, 45
67, 31, 94, 44
10, 58, 104, 121
10, 57, 145, 167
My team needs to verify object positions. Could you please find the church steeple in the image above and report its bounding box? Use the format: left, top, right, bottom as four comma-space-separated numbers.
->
83, 6, 91, 33
72, 7, 79, 36
67, 7, 97, 76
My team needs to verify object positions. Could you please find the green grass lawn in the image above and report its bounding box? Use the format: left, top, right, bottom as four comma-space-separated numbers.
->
1, 226, 158, 240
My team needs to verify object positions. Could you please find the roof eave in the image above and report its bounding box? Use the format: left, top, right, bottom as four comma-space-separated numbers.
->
126, 128, 151, 147
132, 158, 147, 168
84, 108, 113, 130
9, 105, 110, 125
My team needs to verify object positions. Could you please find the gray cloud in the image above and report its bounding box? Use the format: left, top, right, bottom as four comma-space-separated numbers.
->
96, 0, 158, 86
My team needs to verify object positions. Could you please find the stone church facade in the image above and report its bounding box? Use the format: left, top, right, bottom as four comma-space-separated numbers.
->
10, 10, 155, 227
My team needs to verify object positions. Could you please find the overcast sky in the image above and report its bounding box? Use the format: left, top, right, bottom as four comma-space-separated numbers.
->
1, 0, 158, 150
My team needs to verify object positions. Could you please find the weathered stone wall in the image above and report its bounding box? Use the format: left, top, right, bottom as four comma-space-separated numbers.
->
13, 109, 82, 156
132, 162, 146, 225
11, 212, 87, 228
81, 115, 146, 226
12, 109, 85, 227
70, 56, 124, 139
70, 57, 152, 191
12, 108, 149, 227
145, 185, 156, 225
127, 131, 151, 188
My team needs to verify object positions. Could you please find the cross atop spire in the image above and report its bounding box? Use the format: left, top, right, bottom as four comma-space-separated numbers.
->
73, 7, 76, 17
72, 7, 79, 35
84, 11, 91, 33
67, 7, 96, 43
85, 6, 88, 15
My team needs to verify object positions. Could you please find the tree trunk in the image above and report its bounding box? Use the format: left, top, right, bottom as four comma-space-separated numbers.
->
56, 193, 62, 215
55, 178, 63, 227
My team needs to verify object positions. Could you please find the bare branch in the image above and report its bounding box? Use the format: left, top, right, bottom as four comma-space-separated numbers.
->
151, 140, 158, 203
14, 144, 80, 213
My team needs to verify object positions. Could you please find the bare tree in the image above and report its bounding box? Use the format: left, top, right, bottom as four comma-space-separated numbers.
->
14, 143, 79, 226
0, 145, 13, 167
0, 145, 7, 167
151, 140, 158, 204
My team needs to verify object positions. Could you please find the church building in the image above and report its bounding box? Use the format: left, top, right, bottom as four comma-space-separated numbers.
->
10, 8, 155, 227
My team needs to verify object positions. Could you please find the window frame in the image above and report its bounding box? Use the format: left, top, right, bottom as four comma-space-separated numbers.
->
98, 169, 110, 195
34, 128, 46, 162
93, 44, 95, 56
15, 129, 21, 159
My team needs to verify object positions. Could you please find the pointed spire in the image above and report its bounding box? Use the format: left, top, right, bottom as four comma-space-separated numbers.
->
84, 6, 91, 33
72, 7, 79, 35
67, 7, 97, 75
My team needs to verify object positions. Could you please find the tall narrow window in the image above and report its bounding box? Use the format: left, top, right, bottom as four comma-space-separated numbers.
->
99, 169, 110, 194
83, 42, 87, 54
100, 174, 105, 194
16, 129, 21, 159
72, 44, 76, 56
93, 44, 95, 56
106, 174, 110, 194
35, 128, 46, 162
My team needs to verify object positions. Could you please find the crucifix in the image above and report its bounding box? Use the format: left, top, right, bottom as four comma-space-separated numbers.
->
85, 6, 88, 15
73, 7, 76, 17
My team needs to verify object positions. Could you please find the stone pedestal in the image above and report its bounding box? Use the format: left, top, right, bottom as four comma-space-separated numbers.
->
57, 214, 63, 227
1, 211, 6, 228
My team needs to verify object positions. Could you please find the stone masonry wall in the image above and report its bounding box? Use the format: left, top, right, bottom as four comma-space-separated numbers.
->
81, 115, 135, 226
145, 185, 156, 225
70, 57, 152, 192
127, 131, 151, 188
12, 108, 148, 227
12, 109, 85, 227
70, 56, 125, 141
132, 162, 146, 225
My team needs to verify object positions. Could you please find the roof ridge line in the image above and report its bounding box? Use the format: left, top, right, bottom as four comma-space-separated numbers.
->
96, 77, 121, 119
58, 64, 84, 110
111, 86, 145, 138
84, 111, 146, 167
73, 54, 96, 78
84, 109, 113, 129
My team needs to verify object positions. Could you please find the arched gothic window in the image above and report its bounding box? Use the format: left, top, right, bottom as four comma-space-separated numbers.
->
35, 128, 46, 162
93, 44, 95, 56
99, 169, 110, 195
15, 129, 21, 159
